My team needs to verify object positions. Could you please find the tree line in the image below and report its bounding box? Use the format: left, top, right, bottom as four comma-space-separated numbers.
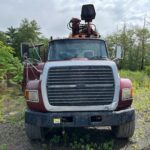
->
0, 18, 150, 83
106, 23, 150, 72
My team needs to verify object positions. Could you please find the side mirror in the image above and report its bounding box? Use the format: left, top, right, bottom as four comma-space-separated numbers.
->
116, 45, 123, 59
113, 45, 123, 60
21, 43, 44, 63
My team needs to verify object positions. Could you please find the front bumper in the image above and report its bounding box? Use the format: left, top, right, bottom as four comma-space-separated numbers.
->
25, 108, 135, 127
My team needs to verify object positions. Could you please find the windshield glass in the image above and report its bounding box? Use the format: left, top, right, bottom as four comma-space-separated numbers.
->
48, 39, 108, 60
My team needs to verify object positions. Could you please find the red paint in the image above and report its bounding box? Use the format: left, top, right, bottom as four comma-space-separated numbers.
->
36, 63, 45, 71
116, 78, 133, 110
26, 80, 47, 112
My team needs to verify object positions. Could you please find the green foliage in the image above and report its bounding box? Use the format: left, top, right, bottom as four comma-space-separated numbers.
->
106, 25, 150, 71
0, 31, 7, 44
70, 141, 94, 150
131, 75, 150, 148
120, 70, 150, 88
6, 26, 17, 45
6, 19, 42, 58
0, 111, 4, 123
49, 130, 114, 150
70, 139, 113, 150
0, 144, 7, 150
50, 135, 61, 145
145, 66, 150, 76
0, 87, 25, 124
0, 41, 23, 82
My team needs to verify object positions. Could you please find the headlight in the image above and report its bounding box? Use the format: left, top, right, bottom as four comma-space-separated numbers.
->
25, 90, 39, 103
122, 88, 133, 101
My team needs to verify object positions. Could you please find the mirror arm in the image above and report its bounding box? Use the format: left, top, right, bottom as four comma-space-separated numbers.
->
23, 60, 42, 73
113, 57, 122, 62
113, 58, 118, 61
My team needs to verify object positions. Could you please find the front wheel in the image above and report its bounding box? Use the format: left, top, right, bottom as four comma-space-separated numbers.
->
25, 123, 48, 140
111, 120, 135, 139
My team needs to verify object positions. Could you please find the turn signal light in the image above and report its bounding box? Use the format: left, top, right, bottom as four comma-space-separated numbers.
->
131, 87, 134, 97
24, 90, 29, 100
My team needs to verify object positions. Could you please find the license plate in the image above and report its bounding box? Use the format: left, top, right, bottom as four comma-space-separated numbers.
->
53, 118, 61, 124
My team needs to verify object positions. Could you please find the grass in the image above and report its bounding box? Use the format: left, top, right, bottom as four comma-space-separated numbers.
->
131, 87, 150, 149
0, 85, 25, 124
0, 144, 7, 150
0, 70, 150, 150
120, 70, 150, 88
120, 70, 150, 150
46, 128, 115, 150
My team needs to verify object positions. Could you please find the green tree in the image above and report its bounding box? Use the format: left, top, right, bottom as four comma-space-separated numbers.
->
17, 19, 41, 42
6, 18, 41, 58
135, 28, 150, 70
0, 41, 23, 84
0, 31, 7, 44
6, 26, 17, 44
106, 25, 150, 71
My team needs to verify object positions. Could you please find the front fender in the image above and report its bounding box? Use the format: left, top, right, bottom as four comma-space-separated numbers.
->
116, 78, 133, 110
25, 80, 47, 112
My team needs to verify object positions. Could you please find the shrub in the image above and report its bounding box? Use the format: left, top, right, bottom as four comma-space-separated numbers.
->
0, 41, 23, 83
119, 70, 150, 88
145, 66, 150, 76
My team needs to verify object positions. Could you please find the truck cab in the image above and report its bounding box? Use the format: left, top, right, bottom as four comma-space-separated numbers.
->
22, 4, 135, 140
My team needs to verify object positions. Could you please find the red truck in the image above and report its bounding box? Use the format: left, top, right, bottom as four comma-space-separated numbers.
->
21, 4, 135, 140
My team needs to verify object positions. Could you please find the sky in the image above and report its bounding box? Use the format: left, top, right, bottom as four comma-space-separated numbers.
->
0, 0, 150, 38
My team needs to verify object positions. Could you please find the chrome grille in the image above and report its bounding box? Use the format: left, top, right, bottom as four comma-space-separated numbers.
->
46, 66, 115, 106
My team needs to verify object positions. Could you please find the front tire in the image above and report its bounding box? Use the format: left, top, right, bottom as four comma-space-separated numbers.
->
111, 120, 135, 138
25, 123, 48, 140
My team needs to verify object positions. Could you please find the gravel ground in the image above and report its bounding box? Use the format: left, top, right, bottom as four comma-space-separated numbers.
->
0, 121, 150, 150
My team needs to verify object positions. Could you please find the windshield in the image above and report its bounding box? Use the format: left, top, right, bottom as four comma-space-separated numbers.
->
48, 39, 108, 61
